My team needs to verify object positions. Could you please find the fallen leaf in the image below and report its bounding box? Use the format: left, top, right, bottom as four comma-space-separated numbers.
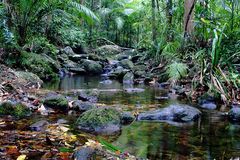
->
17, 155, 27, 160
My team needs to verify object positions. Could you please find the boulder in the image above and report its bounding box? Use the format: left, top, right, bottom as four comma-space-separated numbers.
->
69, 67, 86, 74
43, 95, 68, 111
108, 67, 128, 79
78, 90, 99, 103
123, 72, 134, 84
119, 59, 134, 69
69, 54, 89, 62
198, 95, 217, 110
124, 88, 145, 93
73, 147, 95, 160
0, 102, 31, 118
61, 46, 75, 56
76, 108, 121, 135
138, 104, 201, 122
229, 107, 240, 122
82, 60, 103, 74
72, 100, 96, 112
14, 71, 43, 87
121, 112, 135, 125
200, 102, 217, 110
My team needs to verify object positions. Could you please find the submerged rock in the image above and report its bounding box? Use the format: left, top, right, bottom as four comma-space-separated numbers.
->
229, 107, 240, 122
123, 72, 134, 84
76, 108, 121, 135
124, 88, 145, 93
30, 120, 49, 131
121, 112, 135, 125
72, 100, 96, 112
43, 95, 68, 111
73, 147, 95, 160
78, 90, 99, 103
198, 95, 217, 110
138, 104, 201, 122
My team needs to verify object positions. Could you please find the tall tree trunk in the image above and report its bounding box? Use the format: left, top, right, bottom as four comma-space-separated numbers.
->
166, 0, 173, 41
183, 0, 196, 38
152, 0, 157, 46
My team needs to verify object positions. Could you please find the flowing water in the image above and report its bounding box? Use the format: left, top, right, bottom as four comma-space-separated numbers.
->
42, 75, 240, 159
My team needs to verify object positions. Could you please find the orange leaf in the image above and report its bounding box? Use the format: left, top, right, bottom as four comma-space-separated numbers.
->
6, 146, 19, 155
59, 152, 71, 160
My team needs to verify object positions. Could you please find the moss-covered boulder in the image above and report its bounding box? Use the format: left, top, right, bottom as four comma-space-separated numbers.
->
19, 52, 59, 80
0, 102, 31, 118
119, 59, 134, 69
43, 95, 68, 111
76, 108, 121, 135
14, 71, 43, 87
82, 60, 103, 74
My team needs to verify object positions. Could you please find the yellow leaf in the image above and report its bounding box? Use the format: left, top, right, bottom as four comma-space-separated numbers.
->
17, 155, 27, 160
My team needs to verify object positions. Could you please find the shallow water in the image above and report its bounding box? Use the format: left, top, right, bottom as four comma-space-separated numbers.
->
43, 75, 240, 159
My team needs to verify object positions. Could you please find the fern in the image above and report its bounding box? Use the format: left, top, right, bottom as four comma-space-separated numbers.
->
166, 62, 188, 81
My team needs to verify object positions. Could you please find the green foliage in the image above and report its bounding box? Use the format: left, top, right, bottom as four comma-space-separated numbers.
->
166, 62, 188, 82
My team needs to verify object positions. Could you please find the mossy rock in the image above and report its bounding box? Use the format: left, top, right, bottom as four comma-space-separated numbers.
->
119, 59, 134, 69
76, 108, 121, 135
0, 102, 31, 118
44, 95, 68, 111
82, 60, 103, 74
19, 52, 59, 80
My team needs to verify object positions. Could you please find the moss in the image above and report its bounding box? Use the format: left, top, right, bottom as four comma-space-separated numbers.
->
43, 95, 68, 111
13, 103, 31, 118
0, 102, 31, 118
19, 51, 58, 80
76, 108, 121, 129
0, 102, 15, 115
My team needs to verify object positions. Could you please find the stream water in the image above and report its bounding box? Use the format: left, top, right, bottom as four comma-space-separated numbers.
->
42, 75, 240, 159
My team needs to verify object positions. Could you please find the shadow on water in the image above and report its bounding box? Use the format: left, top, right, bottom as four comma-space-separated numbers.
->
43, 75, 240, 159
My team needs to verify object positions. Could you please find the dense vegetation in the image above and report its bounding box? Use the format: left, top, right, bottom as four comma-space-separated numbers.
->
0, 0, 240, 104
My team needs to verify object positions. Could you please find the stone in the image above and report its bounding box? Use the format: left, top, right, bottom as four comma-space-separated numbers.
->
73, 147, 95, 160
138, 104, 201, 122
121, 112, 135, 125
78, 90, 99, 103
43, 95, 68, 111
82, 60, 103, 74
229, 107, 240, 122
61, 46, 75, 56
123, 72, 134, 84
124, 88, 145, 93
14, 71, 43, 87
30, 120, 49, 131
119, 59, 134, 69
0, 102, 31, 118
72, 100, 96, 112
69, 67, 86, 74
76, 108, 121, 135
200, 102, 217, 110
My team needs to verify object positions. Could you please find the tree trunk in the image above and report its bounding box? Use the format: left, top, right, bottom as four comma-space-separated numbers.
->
183, 0, 196, 38
166, 0, 173, 41
152, 0, 157, 46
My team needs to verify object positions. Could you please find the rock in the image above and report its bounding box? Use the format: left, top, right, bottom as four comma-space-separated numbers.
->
57, 119, 68, 124
72, 45, 86, 54
61, 46, 75, 56
229, 107, 240, 122
69, 67, 86, 74
0, 102, 31, 118
121, 112, 135, 125
30, 120, 49, 131
69, 54, 89, 62
138, 104, 201, 122
76, 108, 121, 135
99, 80, 113, 85
123, 72, 134, 84
108, 67, 128, 79
72, 100, 96, 112
14, 71, 43, 87
78, 90, 99, 103
95, 45, 122, 57
198, 95, 217, 110
124, 88, 145, 93
43, 95, 68, 111
116, 54, 129, 61
119, 59, 134, 69
200, 102, 217, 110
82, 60, 103, 74
73, 147, 95, 160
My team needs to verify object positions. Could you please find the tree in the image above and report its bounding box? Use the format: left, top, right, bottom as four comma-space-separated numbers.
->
183, 0, 196, 38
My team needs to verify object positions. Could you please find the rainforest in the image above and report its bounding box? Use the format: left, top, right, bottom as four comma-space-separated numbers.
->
0, 0, 240, 159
